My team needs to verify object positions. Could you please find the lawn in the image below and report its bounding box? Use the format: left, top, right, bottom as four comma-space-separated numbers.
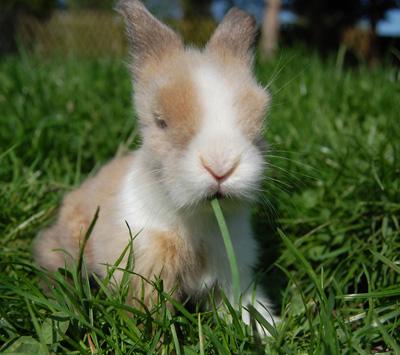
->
0, 49, 399, 353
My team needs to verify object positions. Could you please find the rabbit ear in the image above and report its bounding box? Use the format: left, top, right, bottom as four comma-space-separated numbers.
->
116, 0, 183, 77
206, 8, 257, 65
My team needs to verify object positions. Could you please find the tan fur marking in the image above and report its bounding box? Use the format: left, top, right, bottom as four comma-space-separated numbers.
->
235, 85, 269, 139
34, 154, 135, 272
128, 230, 207, 311
156, 77, 201, 147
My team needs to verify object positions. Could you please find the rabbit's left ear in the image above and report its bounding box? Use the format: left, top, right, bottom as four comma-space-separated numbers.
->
116, 0, 183, 78
206, 7, 257, 65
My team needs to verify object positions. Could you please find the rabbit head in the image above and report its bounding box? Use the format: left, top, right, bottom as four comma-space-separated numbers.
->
117, 0, 270, 209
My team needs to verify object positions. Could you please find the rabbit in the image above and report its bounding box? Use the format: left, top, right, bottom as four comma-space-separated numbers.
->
34, 0, 279, 335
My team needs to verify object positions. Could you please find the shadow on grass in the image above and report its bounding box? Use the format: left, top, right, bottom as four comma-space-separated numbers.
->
252, 202, 287, 312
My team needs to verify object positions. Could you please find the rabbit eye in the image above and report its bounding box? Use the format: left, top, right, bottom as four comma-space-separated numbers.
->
154, 114, 167, 129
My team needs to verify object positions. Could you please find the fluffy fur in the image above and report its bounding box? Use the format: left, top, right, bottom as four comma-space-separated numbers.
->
34, 0, 278, 334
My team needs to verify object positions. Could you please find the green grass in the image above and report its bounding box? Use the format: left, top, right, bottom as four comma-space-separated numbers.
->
1, 49, 399, 353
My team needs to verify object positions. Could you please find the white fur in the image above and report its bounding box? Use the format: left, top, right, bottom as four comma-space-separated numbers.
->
161, 64, 265, 209
113, 148, 276, 329
92, 62, 278, 332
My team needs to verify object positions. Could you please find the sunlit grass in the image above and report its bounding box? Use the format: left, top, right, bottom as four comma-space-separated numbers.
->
0, 49, 399, 352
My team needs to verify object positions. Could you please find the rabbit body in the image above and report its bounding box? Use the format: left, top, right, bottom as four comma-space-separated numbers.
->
34, 0, 278, 331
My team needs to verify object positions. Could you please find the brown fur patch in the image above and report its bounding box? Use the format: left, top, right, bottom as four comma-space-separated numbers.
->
155, 76, 201, 148
235, 85, 269, 140
34, 226, 68, 272
34, 200, 93, 273
34, 154, 135, 272
129, 229, 207, 311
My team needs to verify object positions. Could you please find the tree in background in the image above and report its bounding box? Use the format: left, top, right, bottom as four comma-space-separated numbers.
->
363, 0, 396, 34
291, 0, 396, 55
0, 0, 55, 54
292, 0, 361, 51
361, 0, 396, 60
260, 0, 282, 60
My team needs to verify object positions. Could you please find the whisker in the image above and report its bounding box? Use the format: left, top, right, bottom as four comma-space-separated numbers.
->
263, 51, 299, 90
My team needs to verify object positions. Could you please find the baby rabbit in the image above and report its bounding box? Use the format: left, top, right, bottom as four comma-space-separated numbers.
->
34, 0, 279, 334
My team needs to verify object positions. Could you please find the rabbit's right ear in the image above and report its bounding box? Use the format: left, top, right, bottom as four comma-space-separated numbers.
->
116, 0, 183, 78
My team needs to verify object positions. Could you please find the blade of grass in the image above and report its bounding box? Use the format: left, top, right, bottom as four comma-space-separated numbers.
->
25, 299, 50, 355
77, 207, 100, 274
211, 199, 240, 304
168, 311, 181, 355
278, 229, 325, 300
374, 316, 400, 353
370, 250, 400, 274
198, 313, 205, 355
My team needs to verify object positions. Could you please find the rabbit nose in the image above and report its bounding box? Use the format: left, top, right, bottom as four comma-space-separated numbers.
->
200, 156, 239, 183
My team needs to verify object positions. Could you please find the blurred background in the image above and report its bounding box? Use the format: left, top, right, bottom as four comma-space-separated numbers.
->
1, 0, 399, 64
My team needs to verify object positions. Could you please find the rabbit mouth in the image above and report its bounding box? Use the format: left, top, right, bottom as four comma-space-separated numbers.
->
206, 191, 225, 201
